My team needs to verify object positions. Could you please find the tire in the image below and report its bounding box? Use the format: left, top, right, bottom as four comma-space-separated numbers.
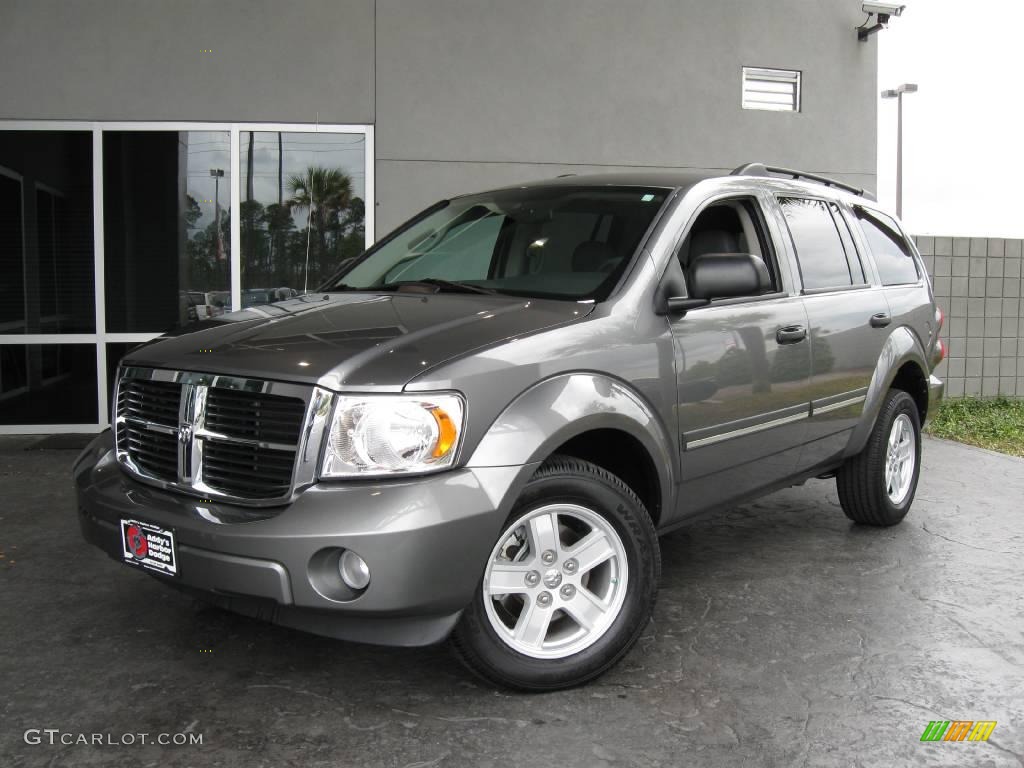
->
450, 455, 660, 691
837, 388, 922, 526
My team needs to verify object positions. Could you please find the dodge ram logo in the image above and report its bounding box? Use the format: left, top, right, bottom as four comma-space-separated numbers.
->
177, 424, 193, 444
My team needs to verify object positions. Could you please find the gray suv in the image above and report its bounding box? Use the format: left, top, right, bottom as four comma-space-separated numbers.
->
75, 164, 944, 690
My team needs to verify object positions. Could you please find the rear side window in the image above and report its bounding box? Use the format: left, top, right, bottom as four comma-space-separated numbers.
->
779, 197, 855, 290
829, 204, 867, 284
855, 207, 920, 285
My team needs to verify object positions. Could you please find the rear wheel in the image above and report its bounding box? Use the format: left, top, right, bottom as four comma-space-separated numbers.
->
837, 388, 921, 526
451, 456, 660, 690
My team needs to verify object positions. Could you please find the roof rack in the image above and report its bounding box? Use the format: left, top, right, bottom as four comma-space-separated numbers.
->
730, 162, 876, 201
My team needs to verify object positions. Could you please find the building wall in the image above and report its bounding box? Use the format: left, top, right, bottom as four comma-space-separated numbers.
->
917, 236, 1024, 398
1, 0, 878, 233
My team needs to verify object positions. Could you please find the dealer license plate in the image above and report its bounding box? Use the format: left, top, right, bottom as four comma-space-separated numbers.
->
120, 519, 178, 576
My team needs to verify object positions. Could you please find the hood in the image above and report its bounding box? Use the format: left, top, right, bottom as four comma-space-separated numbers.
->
122, 292, 593, 389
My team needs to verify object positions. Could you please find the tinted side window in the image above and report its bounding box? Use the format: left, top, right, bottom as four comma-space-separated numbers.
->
855, 207, 919, 285
779, 197, 853, 290
829, 204, 866, 284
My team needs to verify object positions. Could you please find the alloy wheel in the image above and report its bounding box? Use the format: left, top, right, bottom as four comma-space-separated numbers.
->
482, 503, 629, 659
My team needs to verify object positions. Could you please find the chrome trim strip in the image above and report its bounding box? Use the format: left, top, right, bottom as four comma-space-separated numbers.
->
193, 427, 297, 453
120, 416, 177, 435
811, 394, 866, 415
294, 387, 335, 488
685, 410, 809, 450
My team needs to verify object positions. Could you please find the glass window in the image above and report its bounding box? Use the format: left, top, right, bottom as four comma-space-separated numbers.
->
0, 170, 23, 333
680, 197, 780, 293
855, 207, 919, 285
104, 131, 231, 332
0, 344, 97, 424
828, 203, 866, 284
329, 187, 668, 301
384, 215, 502, 283
241, 132, 366, 306
0, 132, 95, 333
780, 197, 855, 290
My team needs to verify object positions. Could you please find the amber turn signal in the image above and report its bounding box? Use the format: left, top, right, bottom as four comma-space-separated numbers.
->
431, 406, 458, 458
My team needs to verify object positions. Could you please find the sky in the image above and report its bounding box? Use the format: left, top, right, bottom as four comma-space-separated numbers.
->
877, 0, 1024, 237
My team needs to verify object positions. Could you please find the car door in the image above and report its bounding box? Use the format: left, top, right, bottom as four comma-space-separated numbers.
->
669, 192, 813, 512
775, 196, 892, 470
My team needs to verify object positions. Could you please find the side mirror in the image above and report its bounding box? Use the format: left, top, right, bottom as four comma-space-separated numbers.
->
689, 253, 770, 300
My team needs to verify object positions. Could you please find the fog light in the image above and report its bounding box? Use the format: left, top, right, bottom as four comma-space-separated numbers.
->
339, 550, 370, 590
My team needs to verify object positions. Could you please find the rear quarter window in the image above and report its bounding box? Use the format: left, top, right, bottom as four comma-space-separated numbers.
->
855, 207, 920, 285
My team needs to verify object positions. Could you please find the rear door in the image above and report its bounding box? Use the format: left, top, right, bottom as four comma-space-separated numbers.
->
776, 196, 891, 469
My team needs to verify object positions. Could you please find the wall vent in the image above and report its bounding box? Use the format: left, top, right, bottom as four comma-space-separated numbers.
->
742, 67, 801, 112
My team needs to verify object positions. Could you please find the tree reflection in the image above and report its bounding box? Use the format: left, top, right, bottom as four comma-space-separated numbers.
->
238, 165, 365, 296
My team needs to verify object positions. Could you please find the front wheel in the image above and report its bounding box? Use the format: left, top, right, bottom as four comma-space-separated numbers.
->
451, 455, 660, 690
837, 388, 922, 526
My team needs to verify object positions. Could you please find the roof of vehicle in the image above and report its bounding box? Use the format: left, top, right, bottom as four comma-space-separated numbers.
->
485, 163, 877, 206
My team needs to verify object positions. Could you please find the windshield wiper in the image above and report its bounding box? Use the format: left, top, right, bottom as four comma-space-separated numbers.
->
384, 279, 498, 295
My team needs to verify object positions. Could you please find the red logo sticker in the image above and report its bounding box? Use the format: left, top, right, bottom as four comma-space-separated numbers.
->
126, 525, 148, 558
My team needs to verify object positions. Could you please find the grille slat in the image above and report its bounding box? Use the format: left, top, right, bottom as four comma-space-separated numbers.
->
204, 388, 305, 445
115, 371, 308, 502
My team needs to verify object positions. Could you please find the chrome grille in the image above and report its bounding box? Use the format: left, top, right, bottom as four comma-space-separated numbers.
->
117, 379, 182, 482
203, 442, 297, 498
205, 387, 306, 445
114, 367, 333, 505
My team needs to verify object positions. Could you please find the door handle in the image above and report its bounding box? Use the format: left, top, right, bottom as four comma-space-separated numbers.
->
776, 325, 807, 344
870, 312, 892, 328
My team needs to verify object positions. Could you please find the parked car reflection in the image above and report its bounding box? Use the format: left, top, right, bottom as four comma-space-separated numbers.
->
243, 287, 300, 308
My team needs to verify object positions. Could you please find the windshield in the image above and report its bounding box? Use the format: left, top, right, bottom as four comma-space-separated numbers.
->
323, 186, 670, 300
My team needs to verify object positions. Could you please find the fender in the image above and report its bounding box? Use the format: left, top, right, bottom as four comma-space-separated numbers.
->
467, 372, 676, 523
845, 325, 929, 458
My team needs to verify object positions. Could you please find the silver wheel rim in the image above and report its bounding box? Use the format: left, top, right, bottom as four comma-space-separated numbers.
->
482, 503, 629, 660
884, 413, 916, 505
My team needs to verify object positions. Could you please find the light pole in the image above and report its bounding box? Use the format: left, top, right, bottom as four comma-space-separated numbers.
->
881, 83, 917, 218
210, 168, 225, 262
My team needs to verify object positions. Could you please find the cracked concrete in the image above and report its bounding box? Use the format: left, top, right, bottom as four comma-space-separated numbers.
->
1, 435, 1022, 767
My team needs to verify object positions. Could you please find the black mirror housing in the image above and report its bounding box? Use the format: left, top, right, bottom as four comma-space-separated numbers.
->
689, 253, 771, 300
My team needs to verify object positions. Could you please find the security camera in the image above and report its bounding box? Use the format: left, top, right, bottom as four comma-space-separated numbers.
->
862, 3, 906, 17
857, 3, 906, 40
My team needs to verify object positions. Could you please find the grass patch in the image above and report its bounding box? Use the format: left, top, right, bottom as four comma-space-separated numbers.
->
926, 397, 1024, 457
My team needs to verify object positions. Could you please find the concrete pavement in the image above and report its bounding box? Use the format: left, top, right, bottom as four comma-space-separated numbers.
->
1, 435, 1022, 767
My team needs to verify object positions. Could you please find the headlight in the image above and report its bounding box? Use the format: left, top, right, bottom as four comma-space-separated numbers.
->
320, 393, 465, 478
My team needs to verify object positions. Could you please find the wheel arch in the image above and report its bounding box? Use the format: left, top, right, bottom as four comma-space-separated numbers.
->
846, 326, 930, 458
467, 373, 675, 528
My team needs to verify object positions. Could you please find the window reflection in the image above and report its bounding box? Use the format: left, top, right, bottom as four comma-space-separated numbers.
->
241, 132, 365, 305
0, 344, 97, 424
0, 131, 94, 333
104, 131, 231, 331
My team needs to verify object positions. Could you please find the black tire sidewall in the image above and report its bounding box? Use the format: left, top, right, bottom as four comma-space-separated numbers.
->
453, 460, 659, 690
870, 390, 922, 521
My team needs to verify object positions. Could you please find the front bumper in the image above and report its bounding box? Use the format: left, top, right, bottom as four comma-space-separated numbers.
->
74, 431, 533, 646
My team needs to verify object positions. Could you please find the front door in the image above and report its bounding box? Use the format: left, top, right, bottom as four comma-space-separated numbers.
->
669, 194, 812, 513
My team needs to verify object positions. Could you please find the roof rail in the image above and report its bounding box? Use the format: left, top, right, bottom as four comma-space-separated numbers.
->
730, 162, 876, 201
